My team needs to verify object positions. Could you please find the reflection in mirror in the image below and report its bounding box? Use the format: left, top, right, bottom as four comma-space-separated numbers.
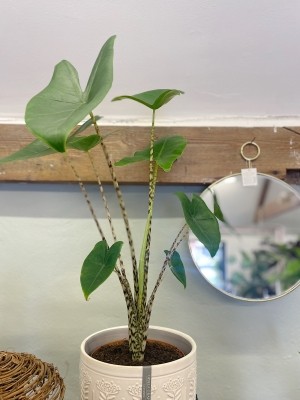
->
189, 173, 300, 301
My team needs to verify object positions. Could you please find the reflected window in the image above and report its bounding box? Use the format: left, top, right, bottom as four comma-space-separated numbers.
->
190, 242, 225, 289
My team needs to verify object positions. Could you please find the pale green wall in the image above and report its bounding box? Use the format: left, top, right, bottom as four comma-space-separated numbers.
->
1, 184, 300, 399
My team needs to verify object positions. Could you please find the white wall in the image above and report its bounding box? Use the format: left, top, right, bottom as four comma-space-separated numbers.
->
1, 1, 300, 125
1, 1, 300, 399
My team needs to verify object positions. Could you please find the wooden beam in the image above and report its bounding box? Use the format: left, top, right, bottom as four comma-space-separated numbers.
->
0, 124, 300, 184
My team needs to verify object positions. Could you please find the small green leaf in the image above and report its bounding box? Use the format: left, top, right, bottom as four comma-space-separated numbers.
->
115, 149, 147, 166
165, 250, 186, 288
80, 240, 123, 300
0, 138, 56, 163
153, 136, 187, 171
212, 191, 225, 222
177, 192, 220, 257
67, 134, 100, 151
210, 189, 236, 232
115, 135, 187, 171
112, 89, 184, 110
25, 35, 115, 152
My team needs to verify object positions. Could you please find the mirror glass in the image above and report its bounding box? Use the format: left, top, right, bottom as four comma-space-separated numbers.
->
189, 173, 300, 301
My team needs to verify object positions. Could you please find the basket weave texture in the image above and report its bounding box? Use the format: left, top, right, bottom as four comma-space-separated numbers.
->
0, 351, 65, 399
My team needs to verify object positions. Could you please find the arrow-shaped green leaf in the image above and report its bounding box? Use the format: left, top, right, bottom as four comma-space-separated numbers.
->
80, 240, 123, 300
177, 192, 220, 257
0, 138, 56, 163
71, 115, 101, 137
112, 89, 184, 110
212, 191, 226, 222
25, 35, 115, 153
115, 135, 187, 172
210, 189, 236, 232
0, 131, 101, 163
67, 134, 100, 151
165, 250, 186, 288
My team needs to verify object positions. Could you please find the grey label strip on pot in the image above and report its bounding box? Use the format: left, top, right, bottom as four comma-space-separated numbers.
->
142, 365, 152, 400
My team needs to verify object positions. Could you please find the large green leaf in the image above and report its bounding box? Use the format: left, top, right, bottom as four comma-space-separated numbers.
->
80, 240, 123, 300
112, 89, 183, 110
177, 192, 220, 257
25, 35, 115, 153
115, 135, 187, 171
165, 250, 186, 288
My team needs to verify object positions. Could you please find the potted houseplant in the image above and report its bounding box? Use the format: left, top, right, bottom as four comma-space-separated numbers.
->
0, 36, 220, 399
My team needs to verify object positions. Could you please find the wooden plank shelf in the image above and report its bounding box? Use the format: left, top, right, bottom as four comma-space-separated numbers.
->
1, 124, 300, 184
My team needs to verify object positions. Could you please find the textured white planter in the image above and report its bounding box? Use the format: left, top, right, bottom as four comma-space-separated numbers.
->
80, 325, 197, 400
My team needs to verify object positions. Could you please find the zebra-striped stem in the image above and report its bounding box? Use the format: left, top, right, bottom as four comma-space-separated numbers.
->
146, 224, 189, 314
115, 267, 135, 309
66, 155, 106, 241
170, 224, 189, 252
87, 152, 127, 273
90, 113, 140, 302
114, 267, 143, 356
127, 307, 150, 362
87, 151, 117, 242
138, 110, 157, 310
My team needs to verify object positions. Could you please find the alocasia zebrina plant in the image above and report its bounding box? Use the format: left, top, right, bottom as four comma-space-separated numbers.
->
0, 35, 220, 362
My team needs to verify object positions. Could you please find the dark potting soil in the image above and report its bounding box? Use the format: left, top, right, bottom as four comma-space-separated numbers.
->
91, 338, 185, 366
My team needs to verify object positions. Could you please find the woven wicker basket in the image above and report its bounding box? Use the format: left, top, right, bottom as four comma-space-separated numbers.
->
0, 351, 65, 399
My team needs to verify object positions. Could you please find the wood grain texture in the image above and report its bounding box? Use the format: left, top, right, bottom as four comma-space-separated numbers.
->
1, 124, 300, 184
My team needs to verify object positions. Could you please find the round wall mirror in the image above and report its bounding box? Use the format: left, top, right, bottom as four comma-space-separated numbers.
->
189, 173, 300, 301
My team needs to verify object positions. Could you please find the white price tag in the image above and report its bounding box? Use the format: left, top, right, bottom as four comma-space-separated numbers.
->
241, 168, 258, 186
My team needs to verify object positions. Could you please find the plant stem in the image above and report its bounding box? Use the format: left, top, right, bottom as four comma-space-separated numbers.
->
89, 113, 139, 297
87, 151, 128, 274
68, 139, 138, 327
126, 110, 159, 362
145, 224, 189, 325
88, 152, 117, 242
138, 110, 157, 310
66, 155, 106, 241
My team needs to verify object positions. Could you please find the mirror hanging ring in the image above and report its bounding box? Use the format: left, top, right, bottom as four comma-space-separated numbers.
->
189, 140, 300, 302
240, 139, 261, 167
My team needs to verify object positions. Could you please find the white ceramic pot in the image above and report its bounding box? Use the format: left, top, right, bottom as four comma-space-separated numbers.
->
80, 325, 197, 400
